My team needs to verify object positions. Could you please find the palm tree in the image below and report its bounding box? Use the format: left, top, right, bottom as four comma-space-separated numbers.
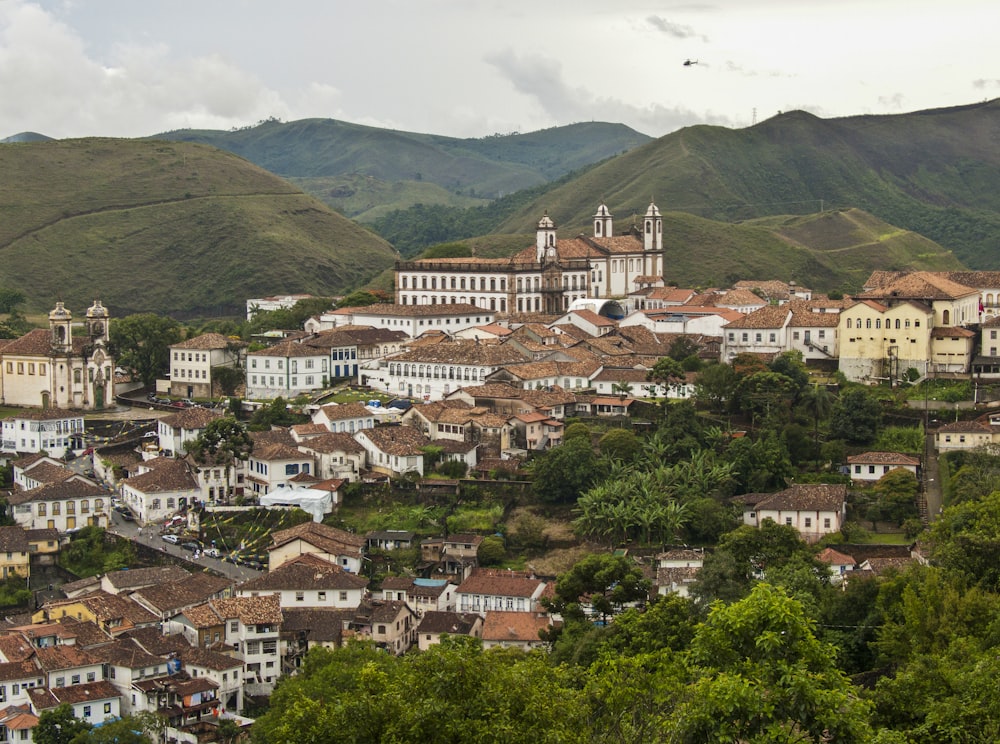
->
799, 383, 833, 463
612, 380, 634, 401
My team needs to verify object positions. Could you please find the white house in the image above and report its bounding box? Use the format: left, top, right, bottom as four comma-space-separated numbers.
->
741, 484, 847, 543
847, 451, 920, 482
455, 572, 547, 616
654, 548, 705, 598
246, 442, 316, 498
354, 426, 429, 478
8, 481, 109, 533
327, 303, 495, 338
311, 402, 376, 434
236, 553, 369, 609
119, 458, 200, 525
377, 340, 528, 401
168, 333, 244, 399
246, 294, 316, 320
0, 409, 85, 457
157, 407, 223, 458
245, 341, 330, 400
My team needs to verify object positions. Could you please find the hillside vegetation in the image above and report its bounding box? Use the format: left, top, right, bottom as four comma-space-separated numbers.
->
153, 119, 651, 217
0, 138, 397, 317
494, 100, 1000, 269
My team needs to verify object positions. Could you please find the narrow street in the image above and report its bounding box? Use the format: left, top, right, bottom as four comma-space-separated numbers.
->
106, 509, 264, 583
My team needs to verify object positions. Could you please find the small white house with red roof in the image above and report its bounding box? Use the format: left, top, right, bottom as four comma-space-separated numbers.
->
847, 451, 920, 482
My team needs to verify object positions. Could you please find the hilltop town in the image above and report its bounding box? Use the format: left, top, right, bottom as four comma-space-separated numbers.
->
1, 203, 999, 741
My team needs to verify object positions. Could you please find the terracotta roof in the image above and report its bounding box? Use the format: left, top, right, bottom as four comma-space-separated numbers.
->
103, 566, 190, 592
357, 426, 431, 456
0, 635, 34, 663
456, 574, 544, 598
271, 521, 366, 555
122, 459, 199, 494
42, 589, 159, 627
172, 333, 239, 351
847, 451, 921, 466
0, 527, 29, 554
15, 461, 79, 486
131, 573, 232, 615
205, 594, 283, 626
252, 441, 309, 461
931, 326, 976, 338
249, 428, 296, 447
318, 402, 372, 421
239, 553, 368, 592
856, 271, 978, 301
177, 646, 242, 672
816, 547, 856, 566
280, 608, 352, 644
481, 611, 550, 643
250, 339, 329, 358
1, 329, 55, 356
0, 660, 41, 683
117, 627, 193, 656
416, 611, 480, 636
724, 304, 790, 330
388, 340, 528, 366
297, 431, 365, 455
746, 484, 847, 512
2, 408, 82, 422
160, 407, 223, 430
34, 644, 100, 672
100, 637, 166, 669
352, 303, 490, 317
7, 480, 106, 506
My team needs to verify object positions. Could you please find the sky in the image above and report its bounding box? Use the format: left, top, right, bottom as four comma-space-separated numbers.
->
2, 0, 999, 141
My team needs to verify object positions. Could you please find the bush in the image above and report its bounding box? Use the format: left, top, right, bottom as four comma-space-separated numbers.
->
477, 536, 506, 566
436, 460, 468, 479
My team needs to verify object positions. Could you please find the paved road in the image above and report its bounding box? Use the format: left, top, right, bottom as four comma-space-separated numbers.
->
107, 510, 264, 583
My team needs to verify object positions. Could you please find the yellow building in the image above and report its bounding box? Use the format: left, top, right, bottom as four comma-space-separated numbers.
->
0, 526, 31, 581
838, 300, 934, 382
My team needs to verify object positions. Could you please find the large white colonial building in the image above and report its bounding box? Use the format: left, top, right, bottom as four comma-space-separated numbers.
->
0, 301, 115, 410
394, 202, 665, 314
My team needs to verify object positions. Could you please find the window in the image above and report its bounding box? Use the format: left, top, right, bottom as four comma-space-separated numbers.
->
55, 677, 65, 687
83, 705, 91, 718
71, 675, 80, 684
804, 518, 812, 528
104, 703, 112, 714
784, 517, 792, 525
318, 591, 326, 602
295, 591, 304, 602
377, 625, 386, 634
339, 591, 348, 601
823, 518, 831, 528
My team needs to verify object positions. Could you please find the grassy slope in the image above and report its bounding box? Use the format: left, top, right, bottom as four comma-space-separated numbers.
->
154, 119, 651, 214
494, 100, 1000, 270
0, 138, 397, 317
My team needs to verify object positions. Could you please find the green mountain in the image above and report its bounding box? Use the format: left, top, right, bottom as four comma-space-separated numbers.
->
493, 99, 1000, 272
0, 138, 397, 318
152, 119, 651, 219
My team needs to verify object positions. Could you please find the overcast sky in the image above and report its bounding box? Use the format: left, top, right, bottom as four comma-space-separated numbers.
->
3, 0, 999, 141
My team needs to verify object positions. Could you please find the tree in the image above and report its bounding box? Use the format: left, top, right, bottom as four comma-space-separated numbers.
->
694, 362, 737, 413
872, 468, 920, 525
669, 583, 874, 743
598, 428, 641, 463
545, 553, 650, 623
563, 422, 591, 443
531, 437, 603, 503
110, 313, 182, 387
668, 336, 701, 362
186, 417, 253, 502
647, 356, 685, 390
248, 397, 308, 430
212, 365, 245, 397
0, 288, 25, 313
799, 383, 833, 460
611, 380, 634, 400
76, 713, 164, 744
477, 535, 505, 566
35, 704, 91, 744
829, 388, 882, 444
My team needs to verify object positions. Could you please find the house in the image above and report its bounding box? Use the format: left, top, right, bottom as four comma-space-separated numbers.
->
378, 340, 529, 402
740, 484, 848, 543
237, 553, 368, 609
847, 452, 920, 482
32, 644, 104, 690
156, 407, 223, 458
513, 411, 564, 451
329, 303, 495, 339
0, 301, 115, 410
366, 531, 417, 551
0, 409, 85, 457
33, 590, 160, 635
380, 577, 456, 615
27, 680, 122, 727
176, 647, 245, 716
455, 571, 547, 615
395, 203, 664, 310
295, 432, 367, 483
347, 599, 417, 655
8, 481, 109, 533
415, 611, 483, 651
100, 566, 191, 596
653, 548, 705, 598
0, 705, 38, 743
721, 305, 791, 362
934, 416, 999, 452
168, 333, 244, 400
297, 327, 408, 380
11, 454, 90, 492
354, 426, 429, 478
244, 340, 330, 400
171, 595, 282, 696
245, 442, 316, 498
311, 402, 376, 434
119, 458, 200, 525
0, 527, 30, 581
268, 521, 366, 574
129, 573, 233, 623
101, 637, 178, 715
279, 608, 353, 673
816, 547, 856, 585
480, 611, 551, 651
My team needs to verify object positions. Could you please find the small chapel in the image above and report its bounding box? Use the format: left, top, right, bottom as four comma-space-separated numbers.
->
0, 300, 115, 410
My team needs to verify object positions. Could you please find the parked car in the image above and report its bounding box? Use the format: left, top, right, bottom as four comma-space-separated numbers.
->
119, 509, 135, 522
242, 560, 264, 571
161, 534, 179, 544
180, 541, 201, 552
204, 548, 222, 558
